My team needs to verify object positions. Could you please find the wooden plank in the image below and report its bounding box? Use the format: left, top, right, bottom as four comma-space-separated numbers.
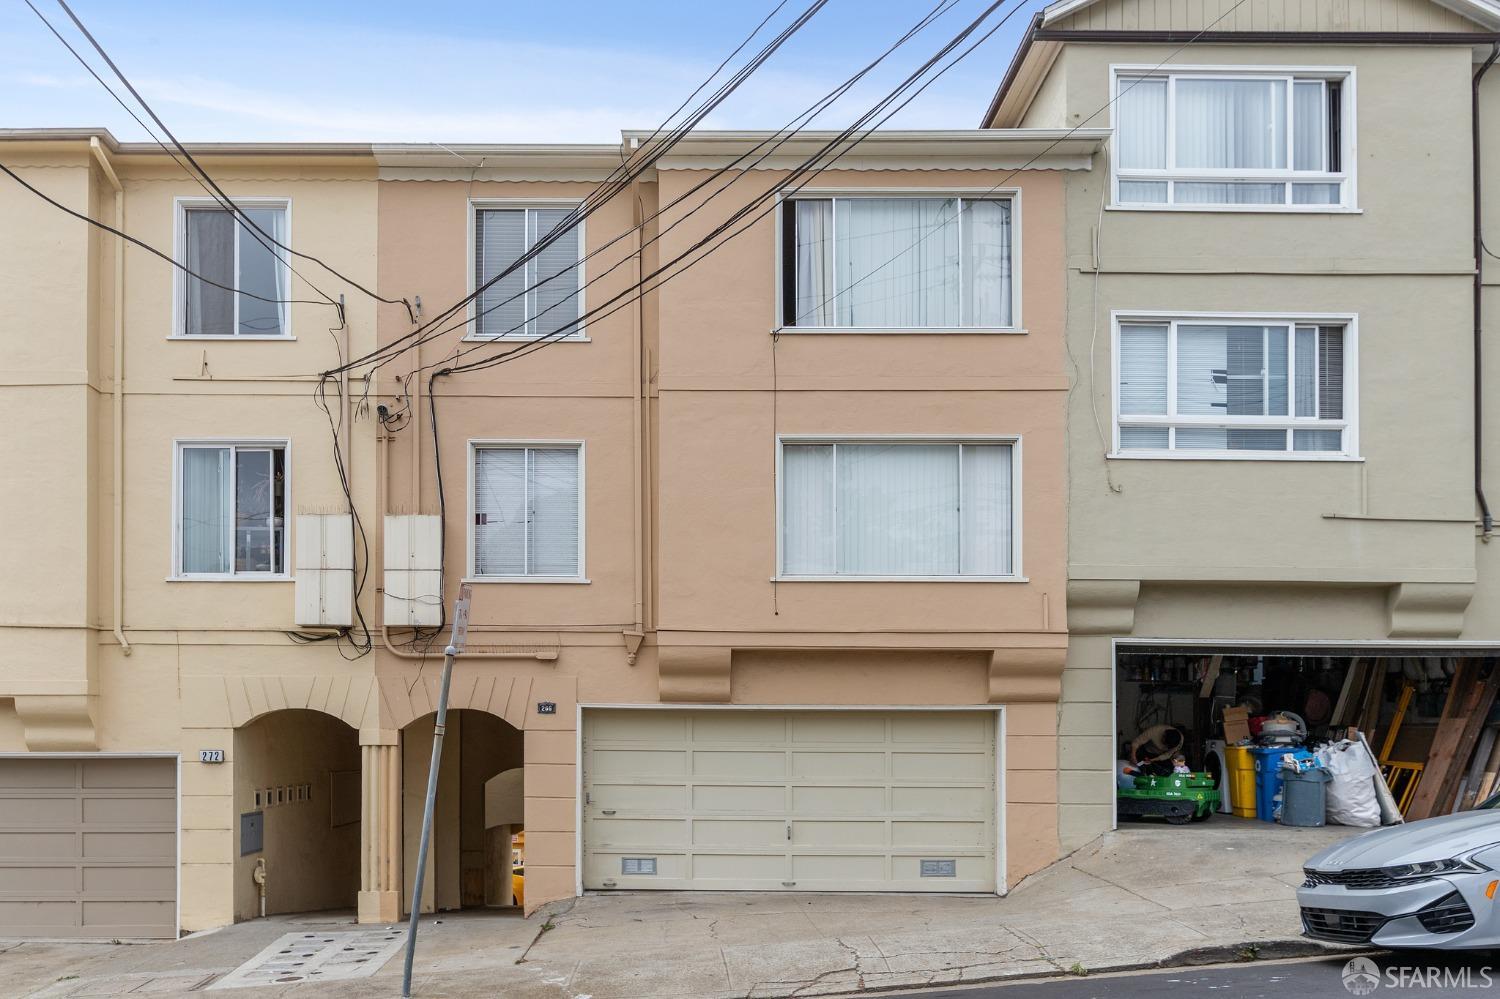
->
1330, 658, 1365, 727
1475, 730, 1500, 803
1199, 655, 1223, 699
1357, 661, 1387, 743
1460, 726, 1498, 811
1408, 660, 1497, 819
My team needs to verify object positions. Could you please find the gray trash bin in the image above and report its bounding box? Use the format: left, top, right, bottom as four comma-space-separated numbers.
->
1281, 767, 1332, 827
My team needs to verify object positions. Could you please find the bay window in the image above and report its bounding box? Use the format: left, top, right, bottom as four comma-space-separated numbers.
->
780, 195, 1016, 329
471, 443, 583, 579
175, 441, 287, 577
779, 440, 1018, 578
1113, 69, 1350, 209
1115, 316, 1354, 457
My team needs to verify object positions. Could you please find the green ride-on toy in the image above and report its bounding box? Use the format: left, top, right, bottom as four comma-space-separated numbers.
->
1117, 773, 1221, 825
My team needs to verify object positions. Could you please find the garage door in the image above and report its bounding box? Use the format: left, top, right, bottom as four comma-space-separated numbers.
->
582, 709, 996, 892
0, 757, 177, 939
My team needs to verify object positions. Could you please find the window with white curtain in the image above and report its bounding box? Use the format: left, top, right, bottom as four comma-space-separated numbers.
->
471, 444, 582, 578
175, 442, 287, 576
1115, 317, 1352, 457
472, 205, 584, 339
781, 196, 1015, 329
780, 440, 1017, 577
1113, 69, 1349, 209
177, 201, 290, 336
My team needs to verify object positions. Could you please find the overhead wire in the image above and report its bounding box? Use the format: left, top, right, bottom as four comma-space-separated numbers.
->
51, 0, 415, 319
325, 0, 837, 377
363, 0, 968, 385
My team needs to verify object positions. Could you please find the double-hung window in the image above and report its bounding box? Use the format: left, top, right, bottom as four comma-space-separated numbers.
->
1115, 317, 1353, 457
471, 444, 583, 579
779, 440, 1018, 578
175, 442, 288, 577
1113, 69, 1350, 209
176, 200, 291, 337
780, 195, 1016, 329
471, 205, 584, 340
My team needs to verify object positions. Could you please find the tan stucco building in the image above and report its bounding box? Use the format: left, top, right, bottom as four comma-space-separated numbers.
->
0, 125, 1096, 936
984, 0, 1500, 849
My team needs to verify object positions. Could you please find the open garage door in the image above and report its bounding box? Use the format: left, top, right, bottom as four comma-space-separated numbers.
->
582, 709, 998, 892
0, 756, 177, 939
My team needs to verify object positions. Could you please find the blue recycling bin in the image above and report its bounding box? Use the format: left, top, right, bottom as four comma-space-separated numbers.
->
1250, 746, 1314, 822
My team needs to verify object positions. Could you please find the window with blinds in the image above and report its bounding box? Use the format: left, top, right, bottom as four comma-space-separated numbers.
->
1112, 69, 1349, 210
472, 445, 582, 578
780, 441, 1016, 577
1116, 318, 1351, 457
472, 205, 583, 339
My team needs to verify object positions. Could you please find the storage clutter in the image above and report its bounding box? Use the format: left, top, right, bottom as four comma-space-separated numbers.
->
1113, 651, 1500, 830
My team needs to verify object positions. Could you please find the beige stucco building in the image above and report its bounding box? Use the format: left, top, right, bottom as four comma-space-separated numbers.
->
985, 0, 1500, 849
0, 125, 1096, 936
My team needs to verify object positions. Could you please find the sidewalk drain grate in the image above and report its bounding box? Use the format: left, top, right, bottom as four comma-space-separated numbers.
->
208, 927, 405, 990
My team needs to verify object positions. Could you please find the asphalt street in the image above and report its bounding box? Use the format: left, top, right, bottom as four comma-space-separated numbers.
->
887, 952, 1500, 997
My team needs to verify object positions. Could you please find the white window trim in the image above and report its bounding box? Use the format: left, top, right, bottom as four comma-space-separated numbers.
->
1108, 64, 1359, 214
772, 188, 1024, 334
466, 439, 588, 582
1110, 310, 1361, 461
170, 437, 292, 580
465, 200, 590, 343
169, 197, 295, 340
773, 434, 1026, 581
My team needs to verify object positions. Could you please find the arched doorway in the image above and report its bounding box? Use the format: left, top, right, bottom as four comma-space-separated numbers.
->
233, 709, 361, 920
401, 709, 523, 914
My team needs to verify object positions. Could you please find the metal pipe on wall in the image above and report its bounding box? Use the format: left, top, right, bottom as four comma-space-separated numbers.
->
91, 137, 130, 656
1474, 42, 1499, 538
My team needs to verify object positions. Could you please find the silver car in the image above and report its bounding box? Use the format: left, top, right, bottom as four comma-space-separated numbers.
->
1299, 809, 1500, 948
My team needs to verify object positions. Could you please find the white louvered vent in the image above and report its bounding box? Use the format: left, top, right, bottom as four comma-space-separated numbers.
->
293, 514, 354, 627
384, 514, 442, 627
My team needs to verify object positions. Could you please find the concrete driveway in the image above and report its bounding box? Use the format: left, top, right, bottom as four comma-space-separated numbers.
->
5, 817, 1363, 998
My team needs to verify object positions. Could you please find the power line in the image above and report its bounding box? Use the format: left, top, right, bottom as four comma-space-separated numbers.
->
0, 161, 322, 307
326, 0, 836, 376
353, 0, 969, 385
51, 0, 415, 319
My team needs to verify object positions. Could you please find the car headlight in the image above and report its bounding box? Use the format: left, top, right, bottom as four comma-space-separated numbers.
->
1383, 857, 1490, 881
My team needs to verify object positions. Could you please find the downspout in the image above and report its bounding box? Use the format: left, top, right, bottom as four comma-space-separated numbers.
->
91, 137, 130, 656
1475, 42, 1499, 539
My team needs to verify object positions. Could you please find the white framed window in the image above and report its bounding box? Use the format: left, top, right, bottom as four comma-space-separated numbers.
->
468, 203, 585, 340
1113, 313, 1358, 459
468, 442, 584, 580
778, 193, 1018, 330
1111, 66, 1353, 211
173, 440, 289, 578
173, 198, 292, 338
777, 438, 1021, 579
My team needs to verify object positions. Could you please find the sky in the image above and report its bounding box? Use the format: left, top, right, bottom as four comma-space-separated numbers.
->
0, 0, 1040, 144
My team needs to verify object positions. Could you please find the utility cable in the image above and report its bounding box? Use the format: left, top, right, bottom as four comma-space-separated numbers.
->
51, 0, 414, 318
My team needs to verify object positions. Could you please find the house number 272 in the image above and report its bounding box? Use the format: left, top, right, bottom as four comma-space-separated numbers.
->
199, 749, 225, 763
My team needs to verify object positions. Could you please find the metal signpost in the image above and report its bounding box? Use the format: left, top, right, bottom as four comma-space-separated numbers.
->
401, 583, 472, 999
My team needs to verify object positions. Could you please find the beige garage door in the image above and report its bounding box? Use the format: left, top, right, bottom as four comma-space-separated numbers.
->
582, 709, 996, 892
0, 757, 177, 939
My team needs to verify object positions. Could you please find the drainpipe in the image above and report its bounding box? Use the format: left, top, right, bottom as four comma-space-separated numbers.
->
1475, 43, 1499, 539
91, 138, 131, 656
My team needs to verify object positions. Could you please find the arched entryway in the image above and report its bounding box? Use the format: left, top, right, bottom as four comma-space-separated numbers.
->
233, 709, 361, 920
401, 709, 523, 914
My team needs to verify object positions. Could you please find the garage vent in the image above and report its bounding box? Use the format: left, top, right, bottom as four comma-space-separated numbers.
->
622, 857, 657, 875
920, 859, 957, 877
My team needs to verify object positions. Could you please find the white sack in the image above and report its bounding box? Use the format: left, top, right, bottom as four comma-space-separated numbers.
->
1317, 740, 1382, 828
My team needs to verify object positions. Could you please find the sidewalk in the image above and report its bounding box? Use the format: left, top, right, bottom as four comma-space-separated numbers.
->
8, 818, 1361, 998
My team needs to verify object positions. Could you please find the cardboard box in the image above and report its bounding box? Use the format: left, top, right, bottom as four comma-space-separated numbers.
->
1223, 706, 1251, 744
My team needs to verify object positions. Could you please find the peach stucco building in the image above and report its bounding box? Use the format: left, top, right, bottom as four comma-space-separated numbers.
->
0, 125, 1098, 935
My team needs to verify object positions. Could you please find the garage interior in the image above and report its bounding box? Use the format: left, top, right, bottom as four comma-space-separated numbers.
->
1116, 646, 1500, 827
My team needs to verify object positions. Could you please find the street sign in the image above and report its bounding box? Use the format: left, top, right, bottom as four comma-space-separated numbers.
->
450, 583, 472, 651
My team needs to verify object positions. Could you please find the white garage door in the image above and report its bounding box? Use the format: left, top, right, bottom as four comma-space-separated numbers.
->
0, 757, 177, 939
582, 709, 997, 892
